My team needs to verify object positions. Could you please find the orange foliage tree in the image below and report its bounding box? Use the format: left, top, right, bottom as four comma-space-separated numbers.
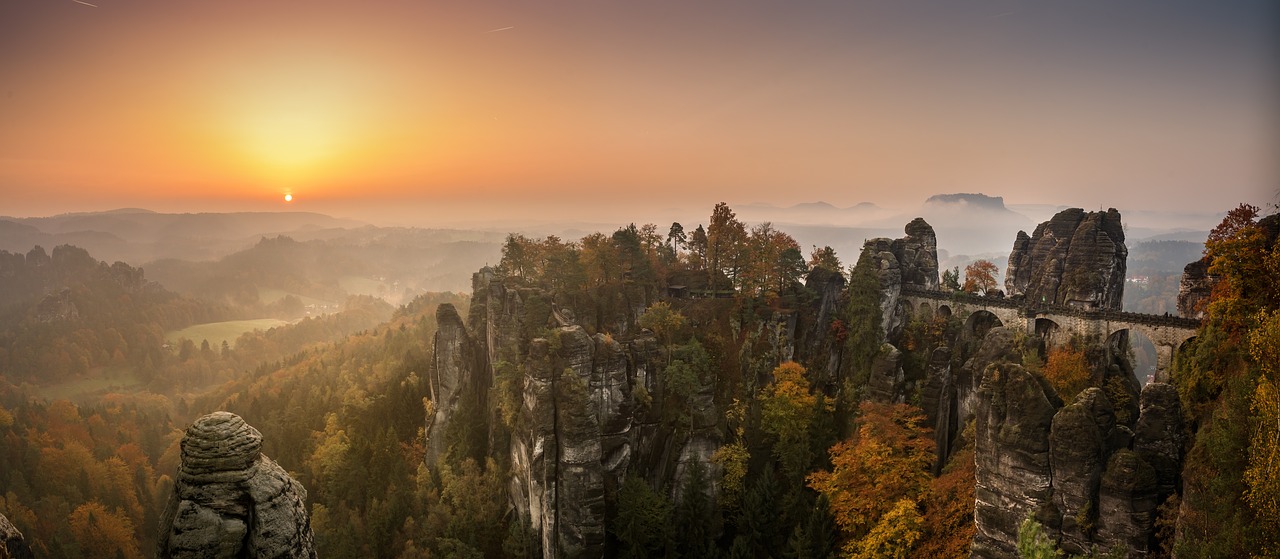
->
807, 402, 934, 555
962, 260, 1000, 295
68, 501, 142, 559
1042, 345, 1091, 402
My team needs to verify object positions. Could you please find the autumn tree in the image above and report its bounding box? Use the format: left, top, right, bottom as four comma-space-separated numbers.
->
1171, 205, 1279, 557
580, 232, 619, 286
809, 245, 843, 277
69, 501, 142, 559
962, 260, 1000, 295
1042, 344, 1091, 402
707, 203, 748, 288
760, 362, 821, 482
500, 233, 537, 278
638, 301, 686, 361
807, 402, 933, 555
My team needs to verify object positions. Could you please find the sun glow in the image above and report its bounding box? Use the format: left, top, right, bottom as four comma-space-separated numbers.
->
284, 193, 293, 202
213, 57, 381, 187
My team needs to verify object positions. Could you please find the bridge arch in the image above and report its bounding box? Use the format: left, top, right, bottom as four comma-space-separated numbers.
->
937, 304, 952, 319
965, 310, 1004, 339
1105, 328, 1160, 386
1034, 317, 1064, 349
918, 302, 933, 320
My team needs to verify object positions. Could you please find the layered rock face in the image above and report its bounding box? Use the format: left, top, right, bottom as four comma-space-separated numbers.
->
1005, 208, 1127, 310
157, 412, 315, 559
860, 218, 941, 339
463, 275, 705, 559
794, 267, 846, 388
973, 361, 1061, 559
1176, 258, 1213, 319
972, 364, 1184, 558
425, 302, 488, 464
1, 512, 33, 559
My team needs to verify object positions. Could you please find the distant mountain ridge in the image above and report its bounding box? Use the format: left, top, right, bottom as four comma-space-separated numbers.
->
0, 210, 367, 266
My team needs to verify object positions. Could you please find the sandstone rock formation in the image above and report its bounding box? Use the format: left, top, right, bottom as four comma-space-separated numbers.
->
795, 266, 846, 388
972, 359, 1185, 558
425, 302, 488, 464
1005, 208, 1127, 310
1176, 258, 1213, 319
463, 274, 713, 559
900, 217, 941, 290
0, 512, 33, 559
973, 362, 1062, 559
866, 343, 905, 403
157, 412, 315, 559
860, 218, 941, 340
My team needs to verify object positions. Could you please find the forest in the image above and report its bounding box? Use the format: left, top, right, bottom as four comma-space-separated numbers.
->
0, 202, 1276, 559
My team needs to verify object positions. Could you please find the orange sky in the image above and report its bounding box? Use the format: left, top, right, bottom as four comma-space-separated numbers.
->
1, 1, 1276, 223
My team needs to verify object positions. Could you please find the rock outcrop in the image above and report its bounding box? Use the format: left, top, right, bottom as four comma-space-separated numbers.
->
425, 302, 488, 464
463, 274, 710, 559
1176, 258, 1213, 319
795, 267, 846, 388
1, 513, 33, 559
971, 354, 1186, 558
900, 218, 941, 290
860, 218, 941, 341
1005, 208, 1127, 310
157, 412, 315, 559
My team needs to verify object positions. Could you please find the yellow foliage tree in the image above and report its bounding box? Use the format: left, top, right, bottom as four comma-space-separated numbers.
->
760, 362, 821, 480
68, 501, 142, 559
848, 498, 924, 559
807, 402, 933, 554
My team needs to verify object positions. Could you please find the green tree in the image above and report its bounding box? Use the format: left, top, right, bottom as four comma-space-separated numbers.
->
668, 222, 687, 254
809, 245, 843, 277
941, 266, 961, 291
613, 476, 671, 559
1017, 517, 1060, 559
846, 249, 884, 389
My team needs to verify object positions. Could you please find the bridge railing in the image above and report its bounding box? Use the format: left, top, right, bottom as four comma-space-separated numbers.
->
899, 286, 1201, 330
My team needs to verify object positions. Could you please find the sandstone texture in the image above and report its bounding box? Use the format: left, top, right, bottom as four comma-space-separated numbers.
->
971, 364, 1185, 558
1005, 208, 1127, 310
157, 412, 315, 559
460, 274, 712, 559
425, 302, 488, 464
1176, 258, 1213, 319
973, 362, 1061, 559
0, 513, 33, 559
859, 218, 941, 340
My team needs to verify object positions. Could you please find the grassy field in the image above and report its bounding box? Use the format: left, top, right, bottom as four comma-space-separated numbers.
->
37, 367, 144, 403
166, 318, 290, 348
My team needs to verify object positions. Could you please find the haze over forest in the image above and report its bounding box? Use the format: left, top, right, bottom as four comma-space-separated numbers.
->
1, 2, 1279, 559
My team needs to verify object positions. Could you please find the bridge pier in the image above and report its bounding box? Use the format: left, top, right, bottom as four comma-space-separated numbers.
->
1154, 344, 1174, 383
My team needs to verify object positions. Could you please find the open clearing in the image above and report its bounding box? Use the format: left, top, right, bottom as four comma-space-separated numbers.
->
166, 318, 290, 348
37, 367, 144, 403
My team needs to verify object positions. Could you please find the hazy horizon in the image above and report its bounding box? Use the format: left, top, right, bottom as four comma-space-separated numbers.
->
3, 1, 1277, 224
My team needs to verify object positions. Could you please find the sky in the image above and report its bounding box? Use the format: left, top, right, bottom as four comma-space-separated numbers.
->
1, 0, 1277, 225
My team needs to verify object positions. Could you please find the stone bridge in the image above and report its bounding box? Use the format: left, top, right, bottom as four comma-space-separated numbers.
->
899, 286, 1201, 376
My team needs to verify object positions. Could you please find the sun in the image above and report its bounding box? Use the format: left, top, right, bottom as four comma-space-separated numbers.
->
284, 193, 293, 202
